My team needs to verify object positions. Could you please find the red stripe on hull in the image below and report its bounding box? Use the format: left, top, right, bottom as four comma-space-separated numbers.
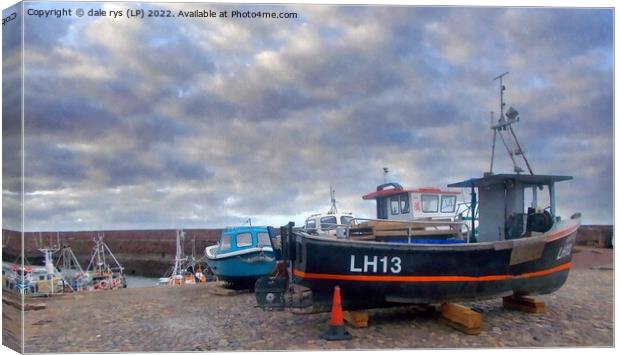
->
293, 262, 572, 283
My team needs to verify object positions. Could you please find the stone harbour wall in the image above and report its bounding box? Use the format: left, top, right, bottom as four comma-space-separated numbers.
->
2, 228, 222, 277
2, 224, 612, 277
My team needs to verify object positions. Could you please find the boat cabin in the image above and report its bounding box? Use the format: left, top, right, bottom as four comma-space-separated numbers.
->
362, 182, 461, 221
214, 226, 273, 256
448, 174, 572, 242
304, 212, 355, 233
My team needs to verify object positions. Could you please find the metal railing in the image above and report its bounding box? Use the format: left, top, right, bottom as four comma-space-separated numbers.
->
300, 217, 471, 243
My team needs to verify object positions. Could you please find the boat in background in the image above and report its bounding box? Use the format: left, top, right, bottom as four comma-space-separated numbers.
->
349, 183, 466, 243
86, 234, 126, 290
205, 226, 276, 288
2, 248, 66, 296
2, 236, 122, 295
2, 262, 65, 296
56, 245, 91, 292
303, 186, 355, 238
159, 230, 211, 286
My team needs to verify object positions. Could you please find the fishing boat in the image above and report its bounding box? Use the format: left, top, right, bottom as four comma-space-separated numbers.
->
348, 183, 466, 243
2, 262, 65, 296
56, 245, 91, 292
85, 234, 126, 290
303, 186, 355, 238
205, 226, 276, 287
159, 230, 210, 286
256, 74, 581, 310
2, 249, 66, 296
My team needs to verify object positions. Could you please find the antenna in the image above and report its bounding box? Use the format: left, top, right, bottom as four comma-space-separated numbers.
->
493, 71, 509, 125
488, 72, 534, 175
382, 167, 389, 183
328, 186, 338, 215
488, 111, 496, 175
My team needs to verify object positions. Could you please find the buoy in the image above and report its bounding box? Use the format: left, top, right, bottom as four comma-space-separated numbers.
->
321, 286, 352, 341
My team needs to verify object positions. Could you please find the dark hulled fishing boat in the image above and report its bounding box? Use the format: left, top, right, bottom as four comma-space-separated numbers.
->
256, 74, 581, 310
265, 174, 579, 310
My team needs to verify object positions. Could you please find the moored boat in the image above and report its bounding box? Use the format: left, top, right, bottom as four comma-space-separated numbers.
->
85, 234, 126, 290
205, 226, 277, 287
159, 230, 210, 286
2, 262, 65, 296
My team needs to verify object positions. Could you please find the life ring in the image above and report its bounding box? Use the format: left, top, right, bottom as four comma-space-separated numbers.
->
196, 272, 206, 283
98, 280, 109, 289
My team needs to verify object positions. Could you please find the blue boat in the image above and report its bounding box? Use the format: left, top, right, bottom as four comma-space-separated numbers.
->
205, 226, 277, 286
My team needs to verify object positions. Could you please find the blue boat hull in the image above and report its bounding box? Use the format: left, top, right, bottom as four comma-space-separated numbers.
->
206, 250, 276, 284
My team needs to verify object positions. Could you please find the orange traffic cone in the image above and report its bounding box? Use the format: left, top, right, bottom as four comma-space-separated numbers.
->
321, 286, 352, 340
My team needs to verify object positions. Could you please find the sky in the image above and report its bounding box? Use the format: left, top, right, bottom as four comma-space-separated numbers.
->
1, 1, 614, 231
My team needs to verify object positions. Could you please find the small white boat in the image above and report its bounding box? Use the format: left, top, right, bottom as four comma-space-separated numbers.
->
303, 187, 356, 238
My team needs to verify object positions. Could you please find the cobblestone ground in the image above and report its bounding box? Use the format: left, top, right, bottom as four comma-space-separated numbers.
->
12, 250, 614, 352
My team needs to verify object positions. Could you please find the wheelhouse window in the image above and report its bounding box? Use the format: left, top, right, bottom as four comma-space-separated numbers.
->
421, 194, 439, 213
320, 216, 337, 230
390, 197, 400, 215
441, 195, 457, 213
340, 216, 354, 226
257, 232, 271, 247
219, 235, 232, 252
306, 219, 316, 230
235, 233, 253, 248
399, 193, 410, 214
377, 197, 388, 219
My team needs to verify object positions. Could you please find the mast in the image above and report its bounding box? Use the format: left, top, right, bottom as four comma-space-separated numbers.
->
488, 112, 497, 175
38, 247, 59, 293
488, 72, 534, 175
86, 234, 124, 278
171, 229, 187, 282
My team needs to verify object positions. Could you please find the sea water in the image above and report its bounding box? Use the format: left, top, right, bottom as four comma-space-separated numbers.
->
124, 275, 159, 288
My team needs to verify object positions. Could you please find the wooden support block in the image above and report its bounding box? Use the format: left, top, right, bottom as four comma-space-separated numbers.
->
503, 295, 545, 314
439, 317, 481, 335
440, 303, 482, 335
343, 310, 369, 328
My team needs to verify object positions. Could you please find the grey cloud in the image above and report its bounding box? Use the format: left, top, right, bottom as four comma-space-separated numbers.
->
9, 5, 612, 230
24, 142, 85, 188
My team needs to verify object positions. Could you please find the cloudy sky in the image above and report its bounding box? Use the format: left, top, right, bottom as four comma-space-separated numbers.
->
2, 1, 613, 231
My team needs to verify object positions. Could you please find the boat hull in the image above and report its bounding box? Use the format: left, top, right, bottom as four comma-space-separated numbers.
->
290, 220, 580, 309
206, 250, 276, 285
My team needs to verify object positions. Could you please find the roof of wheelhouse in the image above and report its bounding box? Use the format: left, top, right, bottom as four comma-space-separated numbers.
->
447, 174, 573, 188
362, 182, 460, 200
